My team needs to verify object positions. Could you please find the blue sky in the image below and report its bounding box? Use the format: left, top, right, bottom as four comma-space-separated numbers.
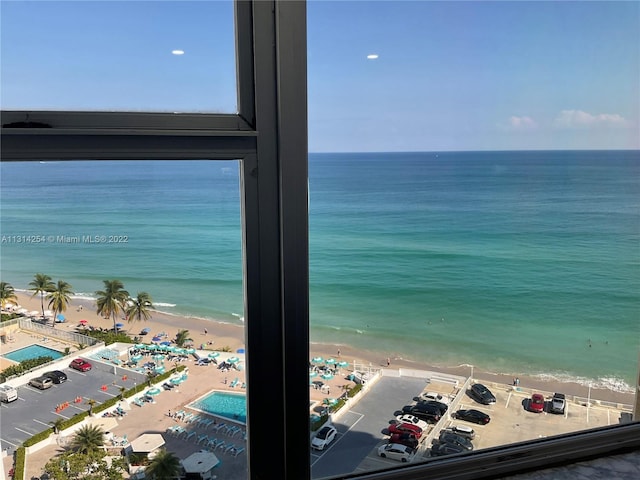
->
1, 1, 638, 152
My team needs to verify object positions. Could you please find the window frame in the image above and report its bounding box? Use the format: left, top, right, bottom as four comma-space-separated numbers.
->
1, 1, 638, 480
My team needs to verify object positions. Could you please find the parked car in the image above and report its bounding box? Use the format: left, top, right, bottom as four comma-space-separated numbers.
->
395, 414, 428, 431
69, 358, 92, 372
436, 432, 474, 451
420, 391, 450, 404
377, 443, 415, 462
28, 376, 53, 390
551, 393, 566, 414
430, 442, 466, 457
417, 399, 448, 413
530, 393, 545, 413
311, 425, 337, 450
452, 409, 491, 425
402, 403, 442, 422
468, 383, 496, 405
443, 424, 475, 440
0, 384, 18, 403
389, 433, 419, 449
388, 422, 423, 438
43, 370, 68, 384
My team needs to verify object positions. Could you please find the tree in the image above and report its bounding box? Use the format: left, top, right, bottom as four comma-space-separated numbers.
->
144, 448, 182, 480
49, 417, 65, 434
0, 282, 18, 309
70, 424, 104, 454
85, 398, 97, 416
44, 450, 126, 480
125, 291, 153, 325
95, 280, 129, 332
174, 329, 192, 347
47, 280, 74, 325
29, 273, 54, 318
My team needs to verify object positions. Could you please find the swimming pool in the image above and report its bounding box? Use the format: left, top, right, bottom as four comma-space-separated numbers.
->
1, 345, 64, 363
190, 391, 246, 424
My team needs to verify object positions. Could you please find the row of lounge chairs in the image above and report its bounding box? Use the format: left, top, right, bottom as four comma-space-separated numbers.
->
165, 426, 245, 456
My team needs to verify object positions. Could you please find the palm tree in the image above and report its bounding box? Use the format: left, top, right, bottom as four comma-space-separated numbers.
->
85, 398, 97, 416
144, 448, 182, 480
28, 273, 54, 317
70, 424, 104, 454
174, 329, 192, 347
0, 282, 18, 309
125, 291, 153, 325
95, 280, 129, 332
46, 280, 74, 325
49, 417, 65, 434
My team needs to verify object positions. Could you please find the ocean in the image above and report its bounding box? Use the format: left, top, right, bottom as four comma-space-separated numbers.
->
1, 151, 638, 392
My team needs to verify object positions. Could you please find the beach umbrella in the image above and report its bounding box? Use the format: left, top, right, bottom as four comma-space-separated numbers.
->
311, 356, 323, 363
135, 343, 146, 349
160, 341, 171, 346
325, 358, 336, 365
56, 314, 66, 322
157, 344, 168, 351
115, 322, 124, 329
321, 373, 334, 381
323, 398, 338, 406
153, 353, 165, 361
208, 352, 220, 359
141, 327, 150, 334
155, 365, 166, 374
227, 356, 240, 364
185, 348, 196, 354
152, 336, 162, 342
170, 377, 183, 385
79, 319, 88, 325
236, 348, 245, 354
131, 354, 142, 363
337, 361, 349, 368
147, 344, 158, 350
166, 345, 176, 352
146, 387, 161, 396
309, 371, 317, 378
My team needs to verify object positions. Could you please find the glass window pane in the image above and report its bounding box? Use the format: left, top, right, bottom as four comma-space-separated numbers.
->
308, 1, 639, 477
1, 1, 237, 112
0, 160, 248, 479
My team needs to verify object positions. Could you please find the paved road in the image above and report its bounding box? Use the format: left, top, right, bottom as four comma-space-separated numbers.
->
311, 375, 428, 478
1, 366, 147, 450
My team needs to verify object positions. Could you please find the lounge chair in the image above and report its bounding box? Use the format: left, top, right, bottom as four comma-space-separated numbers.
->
229, 377, 239, 388
184, 431, 197, 441
226, 426, 239, 437
133, 398, 145, 407
224, 443, 237, 453
196, 434, 209, 445
213, 422, 226, 432
216, 441, 226, 451
206, 437, 219, 449
233, 446, 246, 457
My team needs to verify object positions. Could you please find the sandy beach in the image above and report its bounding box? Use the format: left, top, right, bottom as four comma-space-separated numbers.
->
9, 291, 636, 406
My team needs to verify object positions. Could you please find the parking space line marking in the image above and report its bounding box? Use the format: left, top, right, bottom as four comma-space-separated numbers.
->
15, 427, 34, 435
0, 438, 18, 447
33, 419, 50, 427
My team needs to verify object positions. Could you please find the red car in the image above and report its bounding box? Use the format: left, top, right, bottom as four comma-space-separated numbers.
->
388, 422, 423, 439
69, 358, 92, 372
530, 393, 545, 413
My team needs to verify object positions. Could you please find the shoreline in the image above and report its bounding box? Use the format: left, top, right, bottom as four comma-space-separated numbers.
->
9, 292, 636, 406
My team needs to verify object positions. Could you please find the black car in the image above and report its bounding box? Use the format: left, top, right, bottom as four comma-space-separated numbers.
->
468, 383, 496, 405
417, 399, 448, 414
43, 370, 68, 384
453, 409, 491, 425
402, 405, 441, 423
437, 432, 474, 451
430, 442, 466, 457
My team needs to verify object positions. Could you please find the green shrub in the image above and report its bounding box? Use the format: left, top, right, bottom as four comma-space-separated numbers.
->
347, 383, 363, 397
22, 429, 53, 447
60, 411, 89, 430
0, 355, 54, 382
14, 447, 26, 480
81, 330, 133, 345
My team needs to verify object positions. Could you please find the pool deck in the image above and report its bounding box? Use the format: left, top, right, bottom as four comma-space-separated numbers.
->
0, 330, 75, 371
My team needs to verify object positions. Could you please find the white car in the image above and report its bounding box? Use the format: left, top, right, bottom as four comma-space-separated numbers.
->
311, 425, 337, 450
395, 414, 429, 431
377, 443, 415, 462
444, 424, 475, 440
420, 391, 450, 405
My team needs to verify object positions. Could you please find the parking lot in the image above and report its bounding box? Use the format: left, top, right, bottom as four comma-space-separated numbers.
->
309, 373, 628, 478
0, 360, 147, 451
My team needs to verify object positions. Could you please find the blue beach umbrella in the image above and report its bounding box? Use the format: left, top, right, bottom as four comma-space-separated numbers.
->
115, 323, 124, 329
56, 314, 66, 323
337, 361, 349, 368
160, 341, 171, 346
321, 373, 334, 381
227, 356, 240, 364
146, 387, 161, 396
208, 352, 220, 359
134, 344, 146, 349
309, 371, 317, 378
236, 348, 245, 354
131, 354, 143, 363
311, 356, 323, 364
325, 358, 336, 365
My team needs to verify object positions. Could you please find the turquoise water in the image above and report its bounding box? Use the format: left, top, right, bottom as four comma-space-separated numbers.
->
191, 391, 247, 423
1, 151, 638, 391
2, 345, 64, 362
